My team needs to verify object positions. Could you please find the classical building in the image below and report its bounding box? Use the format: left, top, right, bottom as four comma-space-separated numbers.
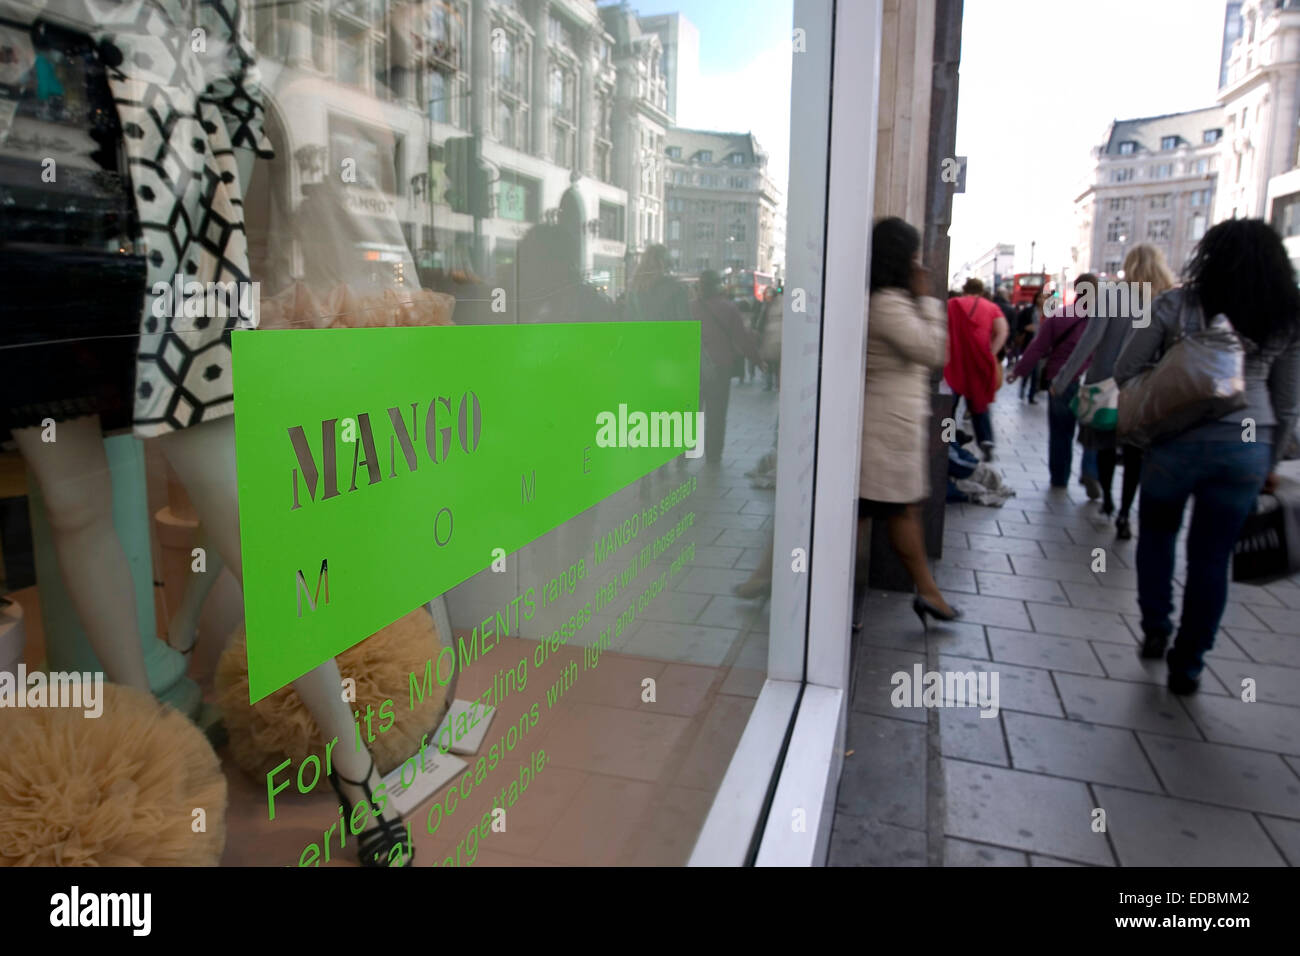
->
662, 129, 782, 276
951, 243, 1015, 293
1215, 0, 1300, 222
599, 4, 673, 257
244, 0, 669, 297
1073, 107, 1224, 278
636, 11, 700, 123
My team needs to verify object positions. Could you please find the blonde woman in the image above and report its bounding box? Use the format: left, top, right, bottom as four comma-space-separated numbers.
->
1052, 244, 1176, 538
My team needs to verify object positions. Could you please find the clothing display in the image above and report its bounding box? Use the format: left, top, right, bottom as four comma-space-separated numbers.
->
97, 0, 270, 436
0, 14, 143, 441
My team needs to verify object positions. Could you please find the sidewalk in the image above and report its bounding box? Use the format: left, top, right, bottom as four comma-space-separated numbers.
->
830, 387, 1300, 866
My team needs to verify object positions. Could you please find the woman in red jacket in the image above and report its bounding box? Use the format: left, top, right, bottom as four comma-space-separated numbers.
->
944, 279, 1008, 461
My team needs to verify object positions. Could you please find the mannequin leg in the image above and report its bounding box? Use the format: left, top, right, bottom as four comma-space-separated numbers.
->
167, 527, 224, 653
157, 417, 411, 861
13, 417, 150, 691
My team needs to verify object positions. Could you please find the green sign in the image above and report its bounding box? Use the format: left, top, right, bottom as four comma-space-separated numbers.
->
498, 180, 527, 221
231, 323, 699, 701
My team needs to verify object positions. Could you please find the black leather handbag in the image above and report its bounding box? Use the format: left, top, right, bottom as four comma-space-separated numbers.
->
1233, 477, 1300, 584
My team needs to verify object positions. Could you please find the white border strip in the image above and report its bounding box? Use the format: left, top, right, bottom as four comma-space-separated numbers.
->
757, 0, 882, 866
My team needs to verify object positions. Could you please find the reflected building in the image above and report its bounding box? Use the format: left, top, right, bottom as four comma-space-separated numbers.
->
245, 0, 672, 299
662, 129, 782, 276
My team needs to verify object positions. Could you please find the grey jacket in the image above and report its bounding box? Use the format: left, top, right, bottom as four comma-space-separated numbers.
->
1053, 309, 1131, 391
1113, 287, 1300, 466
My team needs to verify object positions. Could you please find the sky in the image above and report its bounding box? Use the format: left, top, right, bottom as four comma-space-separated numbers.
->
608, 0, 795, 192
951, 0, 1231, 279
606, 0, 1229, 282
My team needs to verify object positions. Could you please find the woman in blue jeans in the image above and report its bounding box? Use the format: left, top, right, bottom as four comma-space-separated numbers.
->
1114, 220, 1300, 694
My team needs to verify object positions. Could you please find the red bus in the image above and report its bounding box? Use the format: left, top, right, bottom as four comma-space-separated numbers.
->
723, 268, 775, 305
1010, 272, 1049, 306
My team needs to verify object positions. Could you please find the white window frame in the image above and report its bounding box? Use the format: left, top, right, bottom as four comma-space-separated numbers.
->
689, 0, 881, 867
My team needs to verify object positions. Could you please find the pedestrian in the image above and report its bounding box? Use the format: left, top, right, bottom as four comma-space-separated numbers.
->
694, 270, 762, 465
515, 223, 613, 323
1052, 244, 1175, 539
755, 286, 783, 391
858, 217, 961, 629
992, 288, 1016, 361
1114, 219, 1300, 694
944, 277, 1008, 461
1013, 292, 1045, 403
625, 244, 692, 324
1008, 274, 1100, 491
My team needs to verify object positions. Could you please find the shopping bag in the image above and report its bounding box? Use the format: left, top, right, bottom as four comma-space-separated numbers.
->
1070, 378, 1119, 430
1233, 478, 1300, 583
1117, 303, 1246, 447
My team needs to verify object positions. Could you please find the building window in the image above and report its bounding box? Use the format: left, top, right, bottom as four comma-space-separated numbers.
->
702, 174, 719, 187
666, 146, 682, 159
668, 219, 681, 241
1153, 163, 1172, 179
1160, 135, 1180, 150
729, 223, 746, 241
334, 16, 368, 89
727, 176, 748, 189
1106, 220, 1128, 243
1118, 141, 1137, 155
1274, 192, 1300, 237
1189, 188, 1212, 207
1150, 193, 1169, 209
695, 255, 711, 270
1147, 218, 1171, 241
598, 201, 624, 241
730, 153, 745, 165
1104, 259, 1121, 275
1112, 167, 1134, 183
696, 221, 715, 240
1204, 128, 1222, 143
1192, 157, 1208, 174
697, 150, 712, 163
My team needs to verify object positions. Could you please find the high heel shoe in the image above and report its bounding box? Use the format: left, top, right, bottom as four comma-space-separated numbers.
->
328, 757, 414, 867
913, 595, 963, 632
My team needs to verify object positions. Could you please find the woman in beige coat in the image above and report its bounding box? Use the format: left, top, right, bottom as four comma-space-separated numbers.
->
857, 218, 962, 629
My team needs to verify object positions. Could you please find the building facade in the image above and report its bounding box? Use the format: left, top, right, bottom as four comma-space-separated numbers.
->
1215, 0, 1300, 222
1073, 107, 1224, 278
600, 4, 672, 258
637, 11, 701, 123
245, 0, 668, 297
662, 129, 783, 276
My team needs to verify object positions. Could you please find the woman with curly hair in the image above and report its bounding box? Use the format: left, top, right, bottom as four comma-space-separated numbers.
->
1114, 219, 1300, 694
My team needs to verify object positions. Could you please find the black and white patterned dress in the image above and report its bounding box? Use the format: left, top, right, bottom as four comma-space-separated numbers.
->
87, 0, 272, 436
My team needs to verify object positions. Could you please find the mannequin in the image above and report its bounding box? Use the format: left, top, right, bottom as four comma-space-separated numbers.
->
2, 1, 412, 866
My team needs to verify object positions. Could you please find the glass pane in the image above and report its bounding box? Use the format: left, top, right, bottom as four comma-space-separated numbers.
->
0, 0, 816, 869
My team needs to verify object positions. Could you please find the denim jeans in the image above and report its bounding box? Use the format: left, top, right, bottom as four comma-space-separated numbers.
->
1047, 382, 1079, 486
1136, 440, 1272, 679
1081, 447, 1099, 481
956, 396, 994, 446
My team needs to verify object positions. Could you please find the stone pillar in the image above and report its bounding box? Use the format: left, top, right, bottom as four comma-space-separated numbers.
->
530, 0, 551, 159
867, 0, 962, 591
288, 0, 314, 70
577, 29, 596, 177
